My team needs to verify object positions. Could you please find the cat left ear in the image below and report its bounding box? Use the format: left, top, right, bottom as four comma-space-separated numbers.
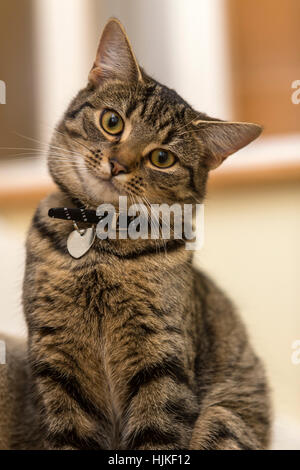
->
192, 120, 262, 170
89, 18, 142, 86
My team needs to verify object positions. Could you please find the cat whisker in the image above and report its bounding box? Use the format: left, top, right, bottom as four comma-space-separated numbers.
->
13, 131, 82, 157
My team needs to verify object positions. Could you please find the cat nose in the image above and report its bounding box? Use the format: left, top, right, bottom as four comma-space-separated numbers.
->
110, 158, 128, 176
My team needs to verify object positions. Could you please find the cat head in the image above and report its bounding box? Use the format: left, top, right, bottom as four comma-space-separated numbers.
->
48, 18, 262, 209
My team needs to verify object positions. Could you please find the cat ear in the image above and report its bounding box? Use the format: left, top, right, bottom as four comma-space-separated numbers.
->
89, 18, 142, 86
192, 120, 262, 170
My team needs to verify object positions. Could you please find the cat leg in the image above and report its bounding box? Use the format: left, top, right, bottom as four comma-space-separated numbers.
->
120, 376, 199, 450
30, 355, 112, 450
189, 405, 266, 450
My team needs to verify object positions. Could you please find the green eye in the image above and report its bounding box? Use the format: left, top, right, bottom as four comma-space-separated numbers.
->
149, 149, 176, 168
100, 109, 124, 135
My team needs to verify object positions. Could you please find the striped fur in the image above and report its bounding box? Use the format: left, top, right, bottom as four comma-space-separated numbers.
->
0, 19, 271, 449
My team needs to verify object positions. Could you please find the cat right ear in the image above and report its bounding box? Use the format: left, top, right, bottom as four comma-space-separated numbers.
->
89, 18, 142, 86
192, 119, 262, 169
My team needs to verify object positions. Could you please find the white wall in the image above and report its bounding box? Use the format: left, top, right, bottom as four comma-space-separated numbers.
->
34, 0, 98, 141
96, 0, 232, 118
34, 0, 232, 145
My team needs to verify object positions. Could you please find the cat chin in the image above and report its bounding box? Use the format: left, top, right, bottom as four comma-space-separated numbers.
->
83, 173, 121, 205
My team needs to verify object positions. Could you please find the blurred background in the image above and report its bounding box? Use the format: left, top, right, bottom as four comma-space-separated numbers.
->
0, 0, 299, 449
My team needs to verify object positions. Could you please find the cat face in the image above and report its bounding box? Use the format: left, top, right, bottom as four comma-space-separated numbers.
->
48, 19, 262, 209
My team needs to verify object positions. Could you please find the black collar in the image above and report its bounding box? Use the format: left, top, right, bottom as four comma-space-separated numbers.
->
48, 207, 101, 224
48, 207, 145, 228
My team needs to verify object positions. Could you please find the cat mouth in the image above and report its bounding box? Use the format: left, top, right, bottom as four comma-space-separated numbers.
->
95, 174, 118, 189
95, 175, 122, 196
85, 166, 118, 190
80, 168, 120, 203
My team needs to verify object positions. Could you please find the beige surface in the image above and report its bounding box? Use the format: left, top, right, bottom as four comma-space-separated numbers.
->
194, 181, 300, 427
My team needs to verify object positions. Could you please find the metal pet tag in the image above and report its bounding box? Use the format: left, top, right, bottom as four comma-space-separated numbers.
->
67, 227, 96, 259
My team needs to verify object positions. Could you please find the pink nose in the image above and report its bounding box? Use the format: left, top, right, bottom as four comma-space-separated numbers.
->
110, 159, 127, 176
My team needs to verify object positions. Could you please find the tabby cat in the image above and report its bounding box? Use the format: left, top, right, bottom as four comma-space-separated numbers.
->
0, 19, 271, 450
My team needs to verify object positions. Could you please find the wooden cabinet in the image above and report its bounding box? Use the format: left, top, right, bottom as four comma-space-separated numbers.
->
227, 0, 300, 134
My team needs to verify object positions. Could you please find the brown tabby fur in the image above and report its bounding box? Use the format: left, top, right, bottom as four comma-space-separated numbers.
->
0, 19, 271, 449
